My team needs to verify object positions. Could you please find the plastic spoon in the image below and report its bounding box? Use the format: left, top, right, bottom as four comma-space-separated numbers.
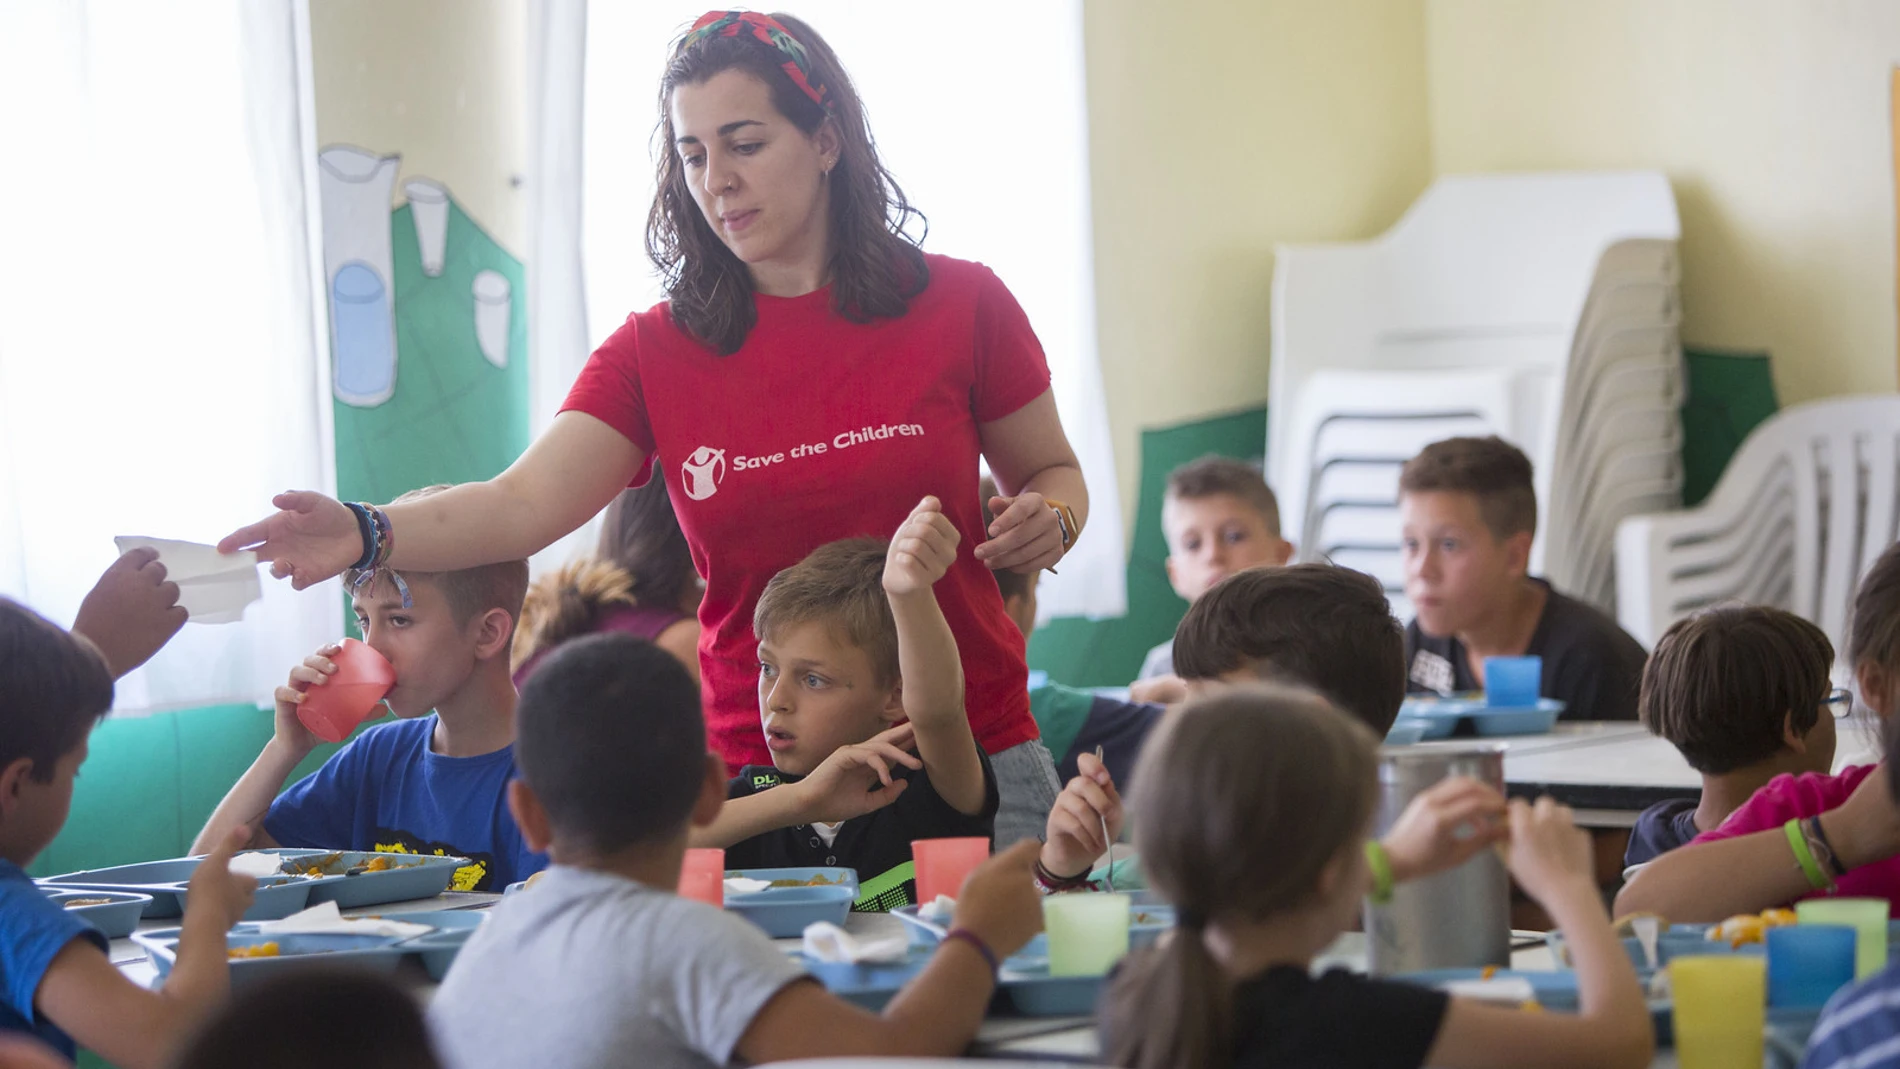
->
1632, 914, 1660, 970
1095, 745, 1114, 892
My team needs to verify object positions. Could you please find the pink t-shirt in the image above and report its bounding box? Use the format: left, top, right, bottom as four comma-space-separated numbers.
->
1694, 763, 1900, 906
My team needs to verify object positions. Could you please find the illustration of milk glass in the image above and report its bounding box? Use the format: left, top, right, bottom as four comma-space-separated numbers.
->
319, 146, 401, 407
405, 178, 451, 277
682, 447, 726, 501
472, 270, 512, 368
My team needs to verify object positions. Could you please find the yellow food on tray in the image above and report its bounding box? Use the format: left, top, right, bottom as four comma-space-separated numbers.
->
766, 873, 839, 889
1706, 908, 1797, 947
360, 855, 395, 873
229, 943, 281, 959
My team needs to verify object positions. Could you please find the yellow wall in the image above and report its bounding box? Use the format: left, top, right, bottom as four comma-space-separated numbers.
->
308, 0, 526, 252
1082, 0, 1435, 529
1426, 0, 1900, 404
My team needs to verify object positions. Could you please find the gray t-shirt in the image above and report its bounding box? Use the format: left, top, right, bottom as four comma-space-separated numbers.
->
1137, 639, 1174, 681
429, 866, 808, 1069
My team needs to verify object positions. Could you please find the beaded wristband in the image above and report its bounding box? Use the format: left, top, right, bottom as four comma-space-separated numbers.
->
944, 928, 1000, 978
1806, 815, 1849, 878
1364, 840, 1397, 905
343, 502, 377, 571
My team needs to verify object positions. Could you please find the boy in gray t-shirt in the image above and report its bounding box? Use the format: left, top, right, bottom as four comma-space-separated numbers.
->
428, 633, 1043, 1069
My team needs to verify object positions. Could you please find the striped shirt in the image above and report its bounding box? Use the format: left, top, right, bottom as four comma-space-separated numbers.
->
1804, 967, 1900, 1069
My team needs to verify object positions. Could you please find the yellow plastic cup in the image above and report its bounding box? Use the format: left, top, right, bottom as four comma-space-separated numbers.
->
1670, 955, 1766, 1069
1798, 898, 1891, 979
1041, 892, 1131, 977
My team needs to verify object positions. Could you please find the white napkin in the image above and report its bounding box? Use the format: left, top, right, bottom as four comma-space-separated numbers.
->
1440, 977, 1538, 1005
252, 900, 432, 940
724, 877, 772, 896
114, 536, 261, 624
227, 853, 289, 880
917, 895, 957, 923
801, 921, 910, 964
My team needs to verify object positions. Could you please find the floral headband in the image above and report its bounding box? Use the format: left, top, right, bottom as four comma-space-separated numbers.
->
681, 10, 830, 110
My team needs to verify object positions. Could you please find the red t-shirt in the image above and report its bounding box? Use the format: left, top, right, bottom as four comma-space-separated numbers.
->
562, 255, 1049, 771
1694, 763, 1900, 908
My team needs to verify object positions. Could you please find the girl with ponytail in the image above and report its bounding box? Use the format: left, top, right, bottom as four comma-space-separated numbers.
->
1101, 685, 1652, 1069
512, 478, 702, 685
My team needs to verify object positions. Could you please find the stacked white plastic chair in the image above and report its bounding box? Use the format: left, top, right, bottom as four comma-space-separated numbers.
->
1615, 395, 1900, 668
1268, 172, 1684, 620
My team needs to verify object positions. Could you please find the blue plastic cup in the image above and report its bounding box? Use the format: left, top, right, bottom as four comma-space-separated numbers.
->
1482, 656, 1542, 707
1767, 925, 1856, 1008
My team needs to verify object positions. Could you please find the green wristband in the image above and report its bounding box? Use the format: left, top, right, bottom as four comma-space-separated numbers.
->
1785, 818, 1831, 891
1365, 840, 1396, 905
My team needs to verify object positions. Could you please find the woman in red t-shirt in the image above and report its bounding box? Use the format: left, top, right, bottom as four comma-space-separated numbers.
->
221, 11, 1087, 847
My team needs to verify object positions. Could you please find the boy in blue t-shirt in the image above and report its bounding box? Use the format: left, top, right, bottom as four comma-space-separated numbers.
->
0, 599, 255, 1068
193, 487, 545, 892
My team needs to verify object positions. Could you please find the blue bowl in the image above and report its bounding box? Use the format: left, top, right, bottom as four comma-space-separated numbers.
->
42, 890, 152, 939
726, 884, 856, 938
135, 926, 410, 987
273, 850, 465, 909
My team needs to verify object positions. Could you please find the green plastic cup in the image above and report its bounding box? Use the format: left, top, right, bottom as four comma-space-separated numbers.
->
1797, 898, 1890, 978
1042, 892, 1131, 977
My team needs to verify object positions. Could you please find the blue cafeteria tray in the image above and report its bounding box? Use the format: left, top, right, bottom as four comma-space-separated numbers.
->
273, 850, 465, 909
1397, 697, 1566, 737
135, 926, 411, 987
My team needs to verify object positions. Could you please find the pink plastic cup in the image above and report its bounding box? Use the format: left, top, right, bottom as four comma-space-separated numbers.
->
912, 837, 992, 904
296, 638, 395, 743
679, 848, 725, 906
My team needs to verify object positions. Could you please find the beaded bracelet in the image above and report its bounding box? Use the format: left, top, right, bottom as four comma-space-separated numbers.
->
343, 502, 378, 571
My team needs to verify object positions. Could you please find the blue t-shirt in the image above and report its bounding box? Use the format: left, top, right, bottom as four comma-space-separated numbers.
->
0, 861, 107, 1061
1804, 963, 1900, 1069
265, 716, 546, 892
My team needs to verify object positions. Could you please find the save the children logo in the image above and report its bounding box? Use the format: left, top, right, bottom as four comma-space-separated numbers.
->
681, 446, 727, 501
682, 423, 925, 502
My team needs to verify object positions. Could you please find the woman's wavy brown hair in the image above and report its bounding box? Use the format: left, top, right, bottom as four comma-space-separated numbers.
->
647, 12, 929, 355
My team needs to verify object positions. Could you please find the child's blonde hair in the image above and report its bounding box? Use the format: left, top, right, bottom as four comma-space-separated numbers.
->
1102, 685, 1378, 1069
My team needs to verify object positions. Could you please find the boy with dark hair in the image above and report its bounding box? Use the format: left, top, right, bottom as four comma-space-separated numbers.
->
430, 633, 1044, 1069
690, 497, 998, 910
1036, 563, 1445, 891
0, 599, 255, 1069
1174, 563, 1408, 736
1625, 605, 1839, 868
1132, 455, 1294, 702
1399, 436, 1646, 721
193, 486, 543, 892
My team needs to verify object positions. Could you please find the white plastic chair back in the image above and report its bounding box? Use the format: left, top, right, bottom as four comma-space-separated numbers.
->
1615, 395, 1900, 658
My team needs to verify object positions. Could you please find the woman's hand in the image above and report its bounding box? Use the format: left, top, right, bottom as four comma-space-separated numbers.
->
975, 492, 1066, 574
218, 491, 362, 590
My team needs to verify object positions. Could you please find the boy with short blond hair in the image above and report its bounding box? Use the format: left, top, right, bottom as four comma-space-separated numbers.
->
0, 600, 254, 1069
193, 486, 543, 892
691, 497, 996, 910
1399, 436, 1645, 721
1133, 455, 1294, 699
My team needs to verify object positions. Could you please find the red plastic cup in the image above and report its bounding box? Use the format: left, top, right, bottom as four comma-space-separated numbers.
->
912, 837, 991, 904
679, 847, 725, 906
296, 638, 395, 743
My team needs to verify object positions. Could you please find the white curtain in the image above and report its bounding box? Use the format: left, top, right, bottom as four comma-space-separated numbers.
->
0, 0, 336, 713
569, 0, 1126, 620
